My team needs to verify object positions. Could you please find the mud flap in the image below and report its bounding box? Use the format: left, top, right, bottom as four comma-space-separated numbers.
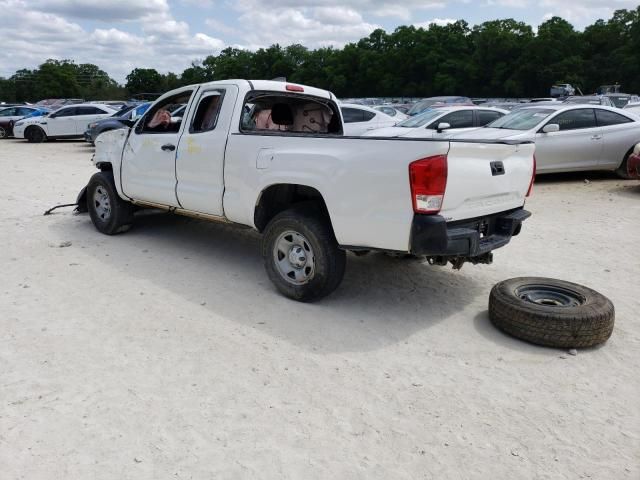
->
75, 185, 88, 213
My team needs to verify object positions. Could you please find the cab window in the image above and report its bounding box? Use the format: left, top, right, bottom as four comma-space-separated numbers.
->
241, 92, 341, 134
190, 90, 224, 133
138, 91, 193, 134
550, 109, 597, 131
0, 108, 16, 116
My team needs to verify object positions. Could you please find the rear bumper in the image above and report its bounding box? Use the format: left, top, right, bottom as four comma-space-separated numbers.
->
628, 153, 640, 178
410, 208, 531, 257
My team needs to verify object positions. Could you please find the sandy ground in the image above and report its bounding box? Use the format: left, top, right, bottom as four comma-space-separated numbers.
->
0, 139, 638, 479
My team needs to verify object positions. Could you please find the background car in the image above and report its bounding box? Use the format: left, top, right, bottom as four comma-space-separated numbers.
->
373, 105, 408, 120
363, 106, 507, 138
407, 96, 473, 116
626, 142, 640, 178
0, 106, 50, 138
85, 103, 151, 144
340, 103, 397, 135
450, 104, 640, 177
13, 104, 117, 142
623, 102, 640, 115
564, 96, 615, 107
604, 93, 640, 108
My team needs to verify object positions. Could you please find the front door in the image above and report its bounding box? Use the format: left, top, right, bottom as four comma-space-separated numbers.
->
175, 85, 238, 215
48, 107, 78, 136
121, 88, 195, 206
534, 108, 603, 172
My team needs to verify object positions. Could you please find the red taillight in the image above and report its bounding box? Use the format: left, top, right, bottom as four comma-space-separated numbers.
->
526, 155, 536, 197
285, 84, 304, 92
409, 154, 448, 214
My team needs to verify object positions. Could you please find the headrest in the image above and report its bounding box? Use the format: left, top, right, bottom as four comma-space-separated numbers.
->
271, 103, 293, 125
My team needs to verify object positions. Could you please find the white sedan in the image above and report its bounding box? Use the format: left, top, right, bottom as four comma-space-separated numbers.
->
450, 104, 640, 178
363, 106, 507, 138
14, 103, 117, 142
340, 103, 397, 136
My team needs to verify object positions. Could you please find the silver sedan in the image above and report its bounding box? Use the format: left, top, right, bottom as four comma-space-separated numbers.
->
450, 105, 640, 178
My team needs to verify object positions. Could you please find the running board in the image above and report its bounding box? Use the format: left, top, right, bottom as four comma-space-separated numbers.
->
131, 200, 231, 224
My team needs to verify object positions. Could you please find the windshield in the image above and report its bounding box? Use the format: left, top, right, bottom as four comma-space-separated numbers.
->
112, 105, 135, 118
486, 108, 554, 130
407, 100, 442, 115
396, 109, 443, 127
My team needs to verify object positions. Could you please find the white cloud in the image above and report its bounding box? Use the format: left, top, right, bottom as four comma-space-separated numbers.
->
413, 18, 457, 28
0, 0, 225, 81
30, 0, 169, 21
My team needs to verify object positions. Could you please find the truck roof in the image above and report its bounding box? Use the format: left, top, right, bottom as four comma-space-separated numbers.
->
196, 79, 334, 101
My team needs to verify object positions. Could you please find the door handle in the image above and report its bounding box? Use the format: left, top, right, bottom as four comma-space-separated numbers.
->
161, 143, 176, 151
590, 135, 602, 140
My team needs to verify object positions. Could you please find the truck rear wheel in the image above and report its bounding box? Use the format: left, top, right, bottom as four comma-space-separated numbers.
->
262, 207, 346, 302
86, 171, 134, 235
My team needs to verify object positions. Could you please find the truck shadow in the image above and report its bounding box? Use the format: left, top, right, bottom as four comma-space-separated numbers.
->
51, 212, 483, 353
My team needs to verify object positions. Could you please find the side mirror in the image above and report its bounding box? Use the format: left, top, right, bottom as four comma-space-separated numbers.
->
436, 122, 451, 133
120, 119, 136, 128
542, 123, 560, 133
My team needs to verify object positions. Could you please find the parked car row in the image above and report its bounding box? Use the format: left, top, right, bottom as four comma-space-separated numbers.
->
4, 87, 639, 181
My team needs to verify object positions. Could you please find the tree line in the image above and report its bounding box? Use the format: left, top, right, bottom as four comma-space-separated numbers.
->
1, 8, 639, 103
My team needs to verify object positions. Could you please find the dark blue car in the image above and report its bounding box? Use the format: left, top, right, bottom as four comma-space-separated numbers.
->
84, 103, 151, 144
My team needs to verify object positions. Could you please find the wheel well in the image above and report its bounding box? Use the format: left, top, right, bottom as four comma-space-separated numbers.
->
254, 184, 329, 232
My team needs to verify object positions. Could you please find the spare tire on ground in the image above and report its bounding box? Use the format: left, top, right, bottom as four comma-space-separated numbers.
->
489, 277, 614, 348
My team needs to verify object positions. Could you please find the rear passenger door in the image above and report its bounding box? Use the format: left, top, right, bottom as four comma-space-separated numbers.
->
594, 109, 636, 168
175, 85, 238, 215
74, 106, 109, 134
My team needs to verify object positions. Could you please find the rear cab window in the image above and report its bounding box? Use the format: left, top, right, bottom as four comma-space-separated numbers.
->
241, 91, 342, 135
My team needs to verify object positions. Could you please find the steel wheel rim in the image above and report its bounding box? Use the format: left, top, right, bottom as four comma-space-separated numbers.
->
273, 230, 315, 285
93, 186, 112, 221
515, 284, 586, 307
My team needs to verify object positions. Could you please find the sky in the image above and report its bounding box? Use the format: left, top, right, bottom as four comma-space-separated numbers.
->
0, 0, 637, 83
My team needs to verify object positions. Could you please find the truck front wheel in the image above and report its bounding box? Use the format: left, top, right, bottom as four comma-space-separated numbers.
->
86, 171, 134, 235
262, 207, 346, 302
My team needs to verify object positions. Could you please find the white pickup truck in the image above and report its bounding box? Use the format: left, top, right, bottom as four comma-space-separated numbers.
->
79, 80, 535, 301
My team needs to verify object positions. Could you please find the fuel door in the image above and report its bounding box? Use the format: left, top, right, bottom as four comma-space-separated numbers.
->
256, 148, 275, 170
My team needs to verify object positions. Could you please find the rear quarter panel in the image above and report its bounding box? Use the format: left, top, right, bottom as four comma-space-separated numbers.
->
223, 134, 451, 251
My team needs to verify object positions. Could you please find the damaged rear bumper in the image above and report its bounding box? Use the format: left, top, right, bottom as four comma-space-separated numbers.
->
409, 208, 531, 258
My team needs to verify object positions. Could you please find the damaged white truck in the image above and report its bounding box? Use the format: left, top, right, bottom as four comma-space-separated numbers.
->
78, 80, 535, 301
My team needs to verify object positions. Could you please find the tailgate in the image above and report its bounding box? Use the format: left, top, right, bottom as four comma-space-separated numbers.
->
441, 141, 535, 221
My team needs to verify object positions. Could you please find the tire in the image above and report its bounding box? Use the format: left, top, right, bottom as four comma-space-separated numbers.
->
262, 207, 346, 302
26, 126, 46, 143
0, 126, 6, 139
86, 171, 134, 235
615, 150, 633, 179
489, 277, 614, 348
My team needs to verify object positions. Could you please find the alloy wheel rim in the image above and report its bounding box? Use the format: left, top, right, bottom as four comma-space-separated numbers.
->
273, 230, 315, 285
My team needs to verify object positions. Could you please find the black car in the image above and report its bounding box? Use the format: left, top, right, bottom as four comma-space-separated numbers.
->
84, 103, 151, 144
